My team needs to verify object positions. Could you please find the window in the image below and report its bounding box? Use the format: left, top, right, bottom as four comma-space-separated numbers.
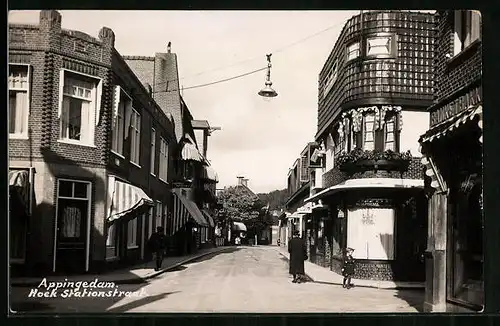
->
156, 201, 163, 229
159, 137, 169, 182
347, 42, 360, 61
334, 125, 344, 158
130, 109, 141, 165
150, 129, 156, 175
323, 63, 338, 98
111, 87, 131, 155
127, 217, 138, 248
106, 223, 119, 258
385, 115, 396, 151
59, 70, 101, 146
325, 134, 335, 171
183, 161, 194, 181
148, 206, 154, 238
9, 64, 30, 137
347, 207, 395, 260
363, 113, 376, 151
454, 10, 481, 56
163, 204, 169, 234
366, 36, 393, 56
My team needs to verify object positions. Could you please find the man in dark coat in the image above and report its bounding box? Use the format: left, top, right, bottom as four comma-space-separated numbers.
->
147, 226, 166, 271
288, 231, 307, 283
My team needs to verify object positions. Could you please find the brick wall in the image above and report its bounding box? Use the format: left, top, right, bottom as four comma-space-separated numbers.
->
434, 11, 482, 102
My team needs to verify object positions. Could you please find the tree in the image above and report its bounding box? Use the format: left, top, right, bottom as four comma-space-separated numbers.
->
217, 186, 263, 222
257, 188, 288, 211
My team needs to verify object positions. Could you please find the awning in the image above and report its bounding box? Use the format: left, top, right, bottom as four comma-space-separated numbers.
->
202, 209, 215, 227
232, 221, 247, 231
304, 178, 424, 203
107, 176, 154, 222
173, 191, 208, 227
9, 170, 30, 214
420, 105, 483, 144
181, 141, 204, 162
202, 165, 219, 182
296, 202, 313, 214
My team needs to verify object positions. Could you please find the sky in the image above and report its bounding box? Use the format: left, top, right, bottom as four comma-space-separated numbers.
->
8, 10, 432, 193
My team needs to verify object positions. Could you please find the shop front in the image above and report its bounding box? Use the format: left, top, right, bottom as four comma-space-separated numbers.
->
420, 103, 483, 312
306, 178, 427, 281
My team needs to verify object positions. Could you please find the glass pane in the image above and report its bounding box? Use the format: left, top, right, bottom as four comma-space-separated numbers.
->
8, 65, 29, 89
59, 180, 73, 197
61, 205, 82, 238
106, 224, 115, 247
74, 182, 88, 199
9, 91, 17, 134
68, 98, 83, 140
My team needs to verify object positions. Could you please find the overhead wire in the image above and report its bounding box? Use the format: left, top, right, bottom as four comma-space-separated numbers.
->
153, 17, 350, 93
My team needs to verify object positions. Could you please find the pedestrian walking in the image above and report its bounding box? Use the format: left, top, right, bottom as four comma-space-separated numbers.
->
342, 247, 356, 289
288, 230, 307, 283
147, 226, 166, 271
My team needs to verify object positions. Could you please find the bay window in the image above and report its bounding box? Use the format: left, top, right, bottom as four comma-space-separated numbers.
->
112, 86, 132, 156
347, 207, 395, 260
159, 137, 169, 182
59, 70, 101, 146
9, 64, 30, 138
130, 109, 141, 166
454, 10, 481, 56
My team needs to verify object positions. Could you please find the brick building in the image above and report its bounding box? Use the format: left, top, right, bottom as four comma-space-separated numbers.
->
8, 10, 177, 275
124, 52, 218, 255
303, 11, 436, 282
418, 10, 483, 312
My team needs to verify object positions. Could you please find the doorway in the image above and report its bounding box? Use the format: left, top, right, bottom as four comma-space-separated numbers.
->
55, 179, 91, 274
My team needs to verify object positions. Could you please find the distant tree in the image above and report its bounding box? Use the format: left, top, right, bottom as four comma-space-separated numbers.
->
257, 188, 288, 211
217, 186, 264, 222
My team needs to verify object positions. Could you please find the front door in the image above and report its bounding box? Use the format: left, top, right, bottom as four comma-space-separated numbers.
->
55, 180, 90, 274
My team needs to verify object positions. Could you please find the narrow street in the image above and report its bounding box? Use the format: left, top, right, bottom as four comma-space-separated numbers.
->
11, 246, 424, 313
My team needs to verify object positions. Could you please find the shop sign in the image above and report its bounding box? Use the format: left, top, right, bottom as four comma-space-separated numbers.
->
297, 203, 313, 214
430, 86, 482, 126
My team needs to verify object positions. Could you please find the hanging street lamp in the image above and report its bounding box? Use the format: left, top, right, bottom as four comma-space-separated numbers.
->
258, 53, 278, 99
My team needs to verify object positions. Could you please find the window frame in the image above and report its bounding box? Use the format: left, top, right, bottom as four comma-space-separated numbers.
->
111, 86, 132, 158
384, 113, 399, 152
57, 69, 102, 147
8, 63, 31, 139
362, 113, 376, 151
150, 128, 157, 176
364, 33, 398, 60
130, 108, 142, 167
155, 201, 163, 230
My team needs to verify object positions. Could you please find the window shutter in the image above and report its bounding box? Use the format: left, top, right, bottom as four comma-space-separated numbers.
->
57, 69, 65, 119
300, 156, 309, 183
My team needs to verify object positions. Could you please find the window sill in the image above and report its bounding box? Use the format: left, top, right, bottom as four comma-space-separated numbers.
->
130, 161, 141, 169
111, 150, 125, 159
447, 39, 481, 70
159, 178, 169, 184
127, 245, 139, 250
150, 173, 156, 177
58, 139, 96, 148
9, 134, 29, 140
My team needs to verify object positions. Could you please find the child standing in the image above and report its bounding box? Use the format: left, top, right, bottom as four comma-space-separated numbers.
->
342, 247, 356, 289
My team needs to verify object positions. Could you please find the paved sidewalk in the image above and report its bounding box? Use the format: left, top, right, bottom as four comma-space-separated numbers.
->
11, 246, 234, 287
275, 246, 424, 290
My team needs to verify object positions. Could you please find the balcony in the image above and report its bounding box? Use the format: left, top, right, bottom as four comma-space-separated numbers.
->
335, 148, 412, 175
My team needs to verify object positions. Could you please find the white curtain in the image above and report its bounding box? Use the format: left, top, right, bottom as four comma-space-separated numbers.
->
62, 206, 82, 238
347, 207, 395, 260
10, 91, 27, 134
106, 223, 115, 247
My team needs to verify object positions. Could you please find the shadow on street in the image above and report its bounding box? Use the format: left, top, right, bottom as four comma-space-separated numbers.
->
183, 247, 241, 265
106, 291, 180, 313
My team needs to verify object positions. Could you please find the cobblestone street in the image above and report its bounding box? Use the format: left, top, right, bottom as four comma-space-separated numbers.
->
11, 246, 424, 313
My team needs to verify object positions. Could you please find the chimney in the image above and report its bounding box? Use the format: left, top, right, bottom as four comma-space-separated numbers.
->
237, 176, 249, 187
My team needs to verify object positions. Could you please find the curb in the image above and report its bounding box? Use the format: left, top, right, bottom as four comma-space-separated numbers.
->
11, 247, 235, 287
275, 249, 424, 291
